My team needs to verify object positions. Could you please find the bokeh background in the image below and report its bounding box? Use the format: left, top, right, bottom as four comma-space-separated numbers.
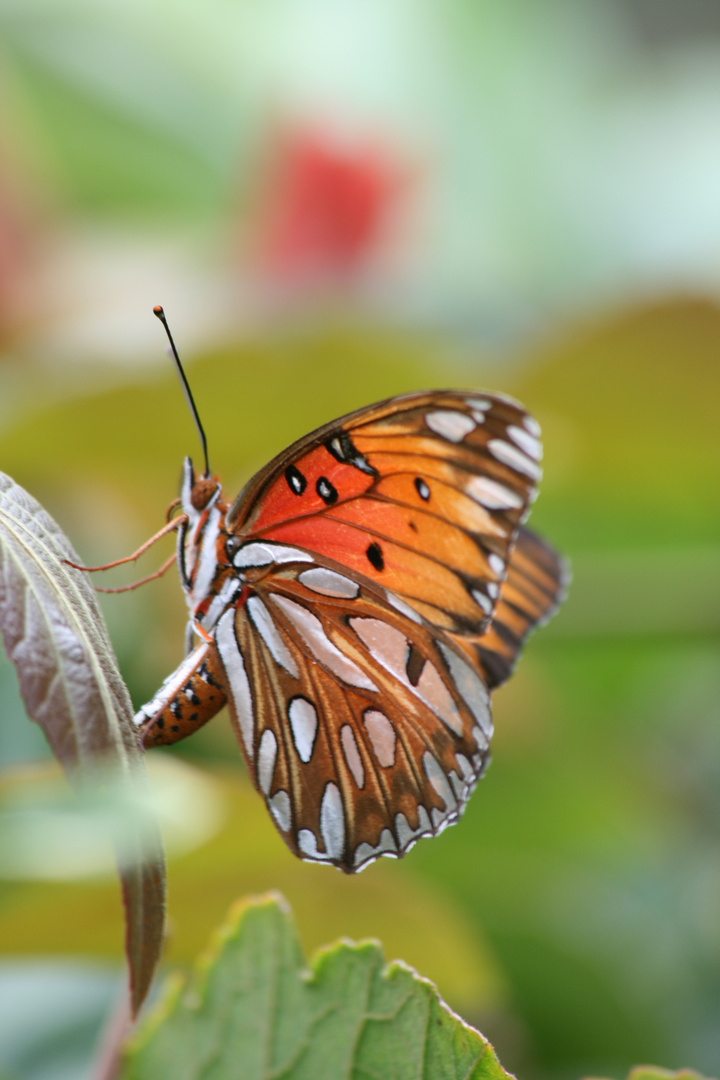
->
0, 2, 719, 1078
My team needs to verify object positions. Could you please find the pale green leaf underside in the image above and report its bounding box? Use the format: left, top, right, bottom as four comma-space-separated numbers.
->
124, 893, 512, 1080
0, 472, 165, 1014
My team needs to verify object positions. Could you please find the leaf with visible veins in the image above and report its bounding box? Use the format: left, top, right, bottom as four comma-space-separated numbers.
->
0, 472, 165, 1015
123, 893, 512, 1080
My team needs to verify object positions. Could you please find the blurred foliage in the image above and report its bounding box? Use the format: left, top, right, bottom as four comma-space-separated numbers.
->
2, 0, 720, 347
0, 761, 504, 1020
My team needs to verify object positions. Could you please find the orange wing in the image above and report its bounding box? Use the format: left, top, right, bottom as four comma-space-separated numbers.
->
228, 390, 543, 636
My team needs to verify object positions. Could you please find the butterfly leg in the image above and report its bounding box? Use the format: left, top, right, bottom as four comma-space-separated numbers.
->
134, 640, 227, 747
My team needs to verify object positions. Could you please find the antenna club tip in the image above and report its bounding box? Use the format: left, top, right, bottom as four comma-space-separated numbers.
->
153, 305, 165, 318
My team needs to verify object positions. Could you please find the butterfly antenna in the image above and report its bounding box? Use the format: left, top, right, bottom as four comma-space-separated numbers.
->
153, 305, 211, 478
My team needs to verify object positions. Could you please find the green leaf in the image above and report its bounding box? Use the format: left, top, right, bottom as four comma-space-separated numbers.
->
0, 472, 165, 1015
123, 893, 511, 1080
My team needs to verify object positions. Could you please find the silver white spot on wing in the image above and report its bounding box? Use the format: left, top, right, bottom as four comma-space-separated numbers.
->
269, 790, 291, 831
353, 829, 397, 869
426, 410, 476, 442
472, 589, 493, 615
423, 752, 457, 812
467, 397, 492, 412
298, 829, 321, 858
488, 553, 505, 577
288, 697, 318, 763
456, 754, 474, 780
258, 729, 277, 795
487, 582, 499, 599
247, 596, 299, 678
472, 726, 487, 750
363, 710, 396, 767
507, 424, 542, 461
438, 642, 493, 743
340, 725, 365, 788
234, 542, 313, 569
488, 438, 542, 481
350, 617, 407, 677
298, 567, 360, 598
215, 613, 254, 759
466, 476, 523, 510
449, 770, 465, 800
523, 415, 542, 437
395, 806, 433, 852
320, 782, 345, 860
416, 660, 463, 735
350, 617, 461, 735
271, 595, 377, 690
431, 807, 453, 832
394, 813, 415, 851
385, 590, 423, 624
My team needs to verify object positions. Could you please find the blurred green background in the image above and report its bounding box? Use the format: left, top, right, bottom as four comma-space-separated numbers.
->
0, 2, 719, 1078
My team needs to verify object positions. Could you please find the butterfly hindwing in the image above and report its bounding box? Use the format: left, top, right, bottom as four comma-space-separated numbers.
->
227, 391, 542, 635
472, 526, 569, 689
214, 551, 492, 872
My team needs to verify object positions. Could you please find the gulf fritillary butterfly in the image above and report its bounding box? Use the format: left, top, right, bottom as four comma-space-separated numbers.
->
128, 315, 566, 873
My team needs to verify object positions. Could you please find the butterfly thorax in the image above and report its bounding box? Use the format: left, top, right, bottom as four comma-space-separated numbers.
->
177, 458, 235, 629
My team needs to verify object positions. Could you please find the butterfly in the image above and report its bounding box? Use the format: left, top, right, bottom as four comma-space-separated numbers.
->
133, 385, 567, 872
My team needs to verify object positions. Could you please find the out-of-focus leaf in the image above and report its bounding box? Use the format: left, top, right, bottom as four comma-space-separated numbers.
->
122, 893, 511, 1080
0, 764, 503, 1023
0, 472, 165, 1015
0, 757, 223, 880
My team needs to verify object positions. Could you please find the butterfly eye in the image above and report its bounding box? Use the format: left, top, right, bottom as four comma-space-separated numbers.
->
225, 535, 241, 562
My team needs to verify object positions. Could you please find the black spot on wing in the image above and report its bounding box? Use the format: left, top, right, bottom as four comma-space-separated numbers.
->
316, 476, 338, 505
325, 430, 377, 476
415, 477, 430, 501
366, 542, 384, 571
285, 464, 307, 495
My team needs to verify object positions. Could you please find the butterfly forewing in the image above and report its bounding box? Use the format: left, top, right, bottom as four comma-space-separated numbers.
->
214, 553, 492, 871
227, 391, 542, 635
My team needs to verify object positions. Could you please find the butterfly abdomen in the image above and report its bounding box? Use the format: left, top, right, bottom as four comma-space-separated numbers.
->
137, 642, 228, 747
